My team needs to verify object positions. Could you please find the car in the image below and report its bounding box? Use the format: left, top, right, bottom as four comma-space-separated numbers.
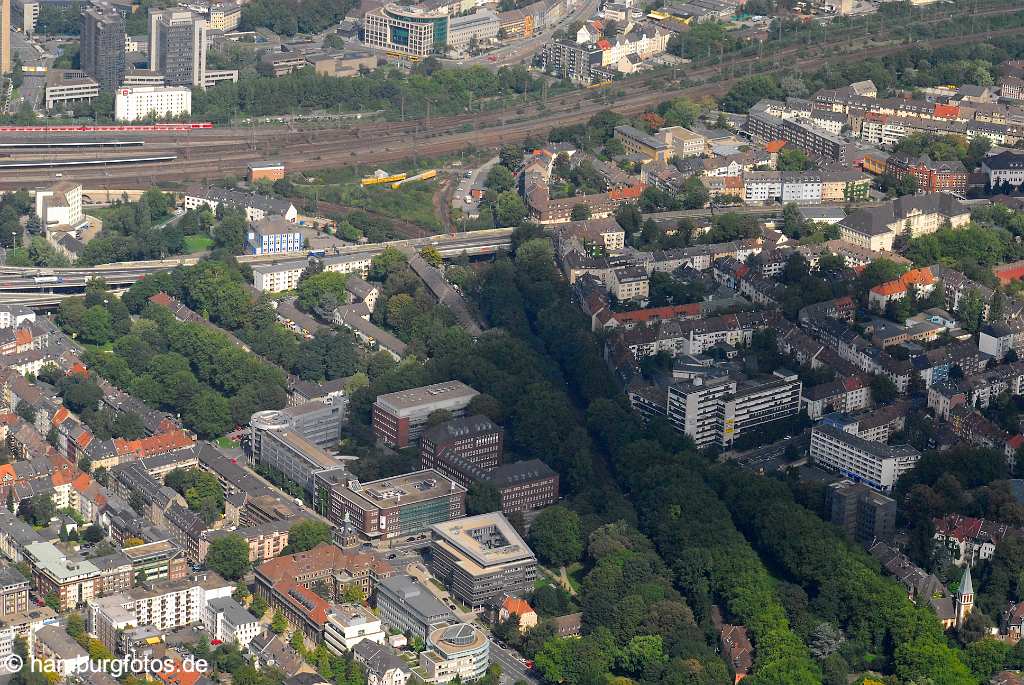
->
464, 172, 472, 178
386, 554, 397, 559
406, 536, 416, 542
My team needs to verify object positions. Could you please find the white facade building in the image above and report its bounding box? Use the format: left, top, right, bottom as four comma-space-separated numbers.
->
252, 254, 372, 293
810, 423, 920, 493
114, 85, 192, 121
324, 604, 385, 653
35, 182, 84, 229
205, 597, 260, 647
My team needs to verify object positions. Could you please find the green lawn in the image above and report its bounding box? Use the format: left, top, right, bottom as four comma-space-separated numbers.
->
182, 234, 214, 253
215, 436, 240, 449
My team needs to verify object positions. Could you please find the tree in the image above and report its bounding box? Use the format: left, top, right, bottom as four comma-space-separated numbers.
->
485, 165, 516, 193
570, 204, 591, 221
206, 533, 250, 580
78, 305, 113, 345
83, 524, 104, 543
341, 584, 366, 604
495, 192, 528, 226
297, 271, 349, 314
270, 610, 288, 634
870, 374, 899, 404
250, 595, 268, 618
528, 506, 583, 567
466, 480, 502, 515
289, 629, 305, 652
14, 400, 35, 424
420, 246, 443, 267
285, 520, 331, 554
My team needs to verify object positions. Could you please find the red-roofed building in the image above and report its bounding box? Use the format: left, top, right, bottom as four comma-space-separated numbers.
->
606, 303, 702, 330
499, 596, 538, 631
154, 657, 205, 685
933, 103, 960, 119
596, 38, 611, 50
868, 267, 937, 310
113, 429, 195, 461
271, 580, 332, 644
764, 140, 786, 154
1007, 434, 1024, 468
994, 260, 1024, 286
934, 513, 1018, 566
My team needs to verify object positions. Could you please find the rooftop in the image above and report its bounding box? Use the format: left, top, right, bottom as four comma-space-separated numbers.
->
430, 512, 535, 572
374, 381, 478, 413
343, 469, 466, 512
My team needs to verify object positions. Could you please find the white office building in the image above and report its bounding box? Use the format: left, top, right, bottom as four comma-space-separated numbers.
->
114, 85, 191, 121
324, 604, 385, 654
809, 423, 920, 493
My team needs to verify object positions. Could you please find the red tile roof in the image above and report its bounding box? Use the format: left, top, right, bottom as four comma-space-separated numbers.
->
14, 329, 32, 347
764, 140, 786, 153
613, 303, 701, 324
596, 38, 611, 50
933, 103, 960, 119
502, 597, 535, 616
609, 184, 644, 201
113, 429, 195, 458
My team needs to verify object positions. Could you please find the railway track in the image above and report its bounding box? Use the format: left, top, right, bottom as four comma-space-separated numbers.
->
0, 19, 1020, 189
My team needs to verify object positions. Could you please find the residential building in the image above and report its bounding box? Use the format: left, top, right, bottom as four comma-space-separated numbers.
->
0, 567, 28, 617
246, 216, 305, 255
983, 151, 1024, 189
34, 182, 84, 230
666, 370, 802, 448
252, 253, 372, 293
315, 469, 466, 541
208, 2, 241, 31
114, 85, 191, 121
206, 596, 260, 646
373, 574, 454, 640
535, 40, 606, 84
827, 480, 896, 543
87, 572, 233, 650
810, 423, 921, 492
43, 70, 100, 110
34, 625, 90, 677
364, 4, 449, 58
419, 623, 489, 683
353, 641, 412, 685
148, 9, 208, 87
25, 541, 100, 610
614, 125, 672, 163
429, 512, 537, 608
609, 266, 649, 301
323, 603, 385, 653
81, 2, 126, 91
499, 596, 537, 631
933, 514, 1015, 567
372, 381, 478, 449
183, 187, 297, 223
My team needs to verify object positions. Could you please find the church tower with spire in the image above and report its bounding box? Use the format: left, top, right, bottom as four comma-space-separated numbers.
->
955, 565, 974, 630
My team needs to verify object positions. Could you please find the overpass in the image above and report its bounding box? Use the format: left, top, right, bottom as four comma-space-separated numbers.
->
0, 229, 514, 304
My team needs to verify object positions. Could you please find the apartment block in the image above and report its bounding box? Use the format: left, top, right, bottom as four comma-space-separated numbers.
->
149, 9, 208, 87
252, 254, 373, 293
373, 574, 454, 640
810, 424, 920, 493
81, 2, 126, 92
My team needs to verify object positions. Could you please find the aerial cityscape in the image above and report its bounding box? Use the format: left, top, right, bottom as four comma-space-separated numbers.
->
0, 0, 1021, 683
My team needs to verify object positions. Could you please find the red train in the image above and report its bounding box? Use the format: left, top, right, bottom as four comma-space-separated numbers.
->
0, 123, 214, 132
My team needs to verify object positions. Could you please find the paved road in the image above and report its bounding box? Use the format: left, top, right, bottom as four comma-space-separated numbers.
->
488, 639, 539, 685
451, 156, 498, 217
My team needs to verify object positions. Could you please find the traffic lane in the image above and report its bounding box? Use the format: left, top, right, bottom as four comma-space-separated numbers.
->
488, 639, 538, 684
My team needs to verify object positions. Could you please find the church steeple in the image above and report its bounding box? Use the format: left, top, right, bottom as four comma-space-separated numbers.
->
955, 565, 974, 630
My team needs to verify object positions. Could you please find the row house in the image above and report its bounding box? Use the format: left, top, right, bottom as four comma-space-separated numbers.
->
933, 514, 1017, 567
948, 405, 1007, 450
801, 376, 870, 420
